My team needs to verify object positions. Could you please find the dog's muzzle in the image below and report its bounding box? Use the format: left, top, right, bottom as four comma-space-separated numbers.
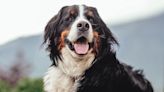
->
65, 36, 93, 55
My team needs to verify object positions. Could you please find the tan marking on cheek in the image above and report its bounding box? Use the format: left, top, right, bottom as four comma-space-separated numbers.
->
93, 31, 100, 55
58, 30, 69, 50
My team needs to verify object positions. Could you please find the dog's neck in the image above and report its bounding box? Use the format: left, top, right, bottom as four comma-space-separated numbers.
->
58, 47, 95, 77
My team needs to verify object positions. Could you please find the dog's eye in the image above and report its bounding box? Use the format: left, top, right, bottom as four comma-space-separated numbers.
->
87, 16, 94, 23
65, 16, 75, 22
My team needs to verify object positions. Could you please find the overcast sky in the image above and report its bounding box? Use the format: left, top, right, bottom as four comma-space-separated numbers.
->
0, 0, 164, 45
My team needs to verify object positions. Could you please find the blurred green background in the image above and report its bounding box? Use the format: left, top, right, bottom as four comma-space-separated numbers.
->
0, 78, 43, 92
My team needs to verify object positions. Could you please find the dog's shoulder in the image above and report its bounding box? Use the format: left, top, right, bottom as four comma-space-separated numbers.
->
77, 59, 153, 92
121, 63, 154, 92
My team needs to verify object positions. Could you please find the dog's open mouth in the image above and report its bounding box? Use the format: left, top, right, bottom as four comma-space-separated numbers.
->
74, 37, 89, 55
65, 37, 92, 55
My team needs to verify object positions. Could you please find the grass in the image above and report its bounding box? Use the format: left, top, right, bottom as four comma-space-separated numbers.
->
0, 78, 44, 92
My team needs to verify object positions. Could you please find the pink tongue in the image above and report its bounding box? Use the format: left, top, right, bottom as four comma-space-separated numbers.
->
74, 43, 89, 54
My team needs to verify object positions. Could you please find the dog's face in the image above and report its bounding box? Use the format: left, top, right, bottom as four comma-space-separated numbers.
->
44, 5, 118, 65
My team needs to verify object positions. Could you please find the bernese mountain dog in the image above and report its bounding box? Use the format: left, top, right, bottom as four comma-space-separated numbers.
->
43, 5, 153, 92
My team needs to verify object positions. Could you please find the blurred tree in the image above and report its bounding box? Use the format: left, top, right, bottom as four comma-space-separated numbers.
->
0, 50, 31, 87
0, 50, 43, 92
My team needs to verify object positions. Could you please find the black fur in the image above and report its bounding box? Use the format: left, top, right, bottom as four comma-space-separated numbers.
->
76, 7, 153, 91
43, 5, 153, 92
43, 6, 69, 66
77, 52, 153, 92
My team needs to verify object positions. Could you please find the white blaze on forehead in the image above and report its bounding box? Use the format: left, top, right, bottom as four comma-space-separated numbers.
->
67, 5, 93, 43
79, 5, 84, 18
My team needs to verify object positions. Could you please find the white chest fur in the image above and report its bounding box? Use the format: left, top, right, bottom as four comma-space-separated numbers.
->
43, 47, 95, 92
44, 67, 76, 92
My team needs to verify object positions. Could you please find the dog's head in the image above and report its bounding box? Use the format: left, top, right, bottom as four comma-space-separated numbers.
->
44, 5, 118, 65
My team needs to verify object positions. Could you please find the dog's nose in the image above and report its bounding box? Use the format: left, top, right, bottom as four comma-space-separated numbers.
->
77, 21, 89, 32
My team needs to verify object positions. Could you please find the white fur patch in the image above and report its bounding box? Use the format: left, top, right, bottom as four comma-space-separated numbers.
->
44, 67, 75, 92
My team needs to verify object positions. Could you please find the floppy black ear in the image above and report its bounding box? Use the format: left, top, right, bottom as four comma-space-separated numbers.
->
43, 6, 67, 66
92, 8, 118, 57
44, 6, 67, 44
98, 18, 119, 48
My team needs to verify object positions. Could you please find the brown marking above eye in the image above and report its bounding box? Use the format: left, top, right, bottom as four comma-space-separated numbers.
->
64, 6, 78, 22
70, 10, 76, 15
86, 10, 94, 17
85, 7, 95, 23
85, 6, 95, 17
68, 6, 78, 16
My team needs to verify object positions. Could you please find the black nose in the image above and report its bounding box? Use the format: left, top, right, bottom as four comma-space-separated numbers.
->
77, 21, 89, 31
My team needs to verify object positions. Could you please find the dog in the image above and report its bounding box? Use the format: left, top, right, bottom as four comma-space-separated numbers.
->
43, 5, 153, 92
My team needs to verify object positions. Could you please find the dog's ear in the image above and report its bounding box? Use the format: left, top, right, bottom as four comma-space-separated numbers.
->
92, 8, 118, 57
44, 6, 67, 44
98, 17, 118, 49
43, 6, 67, 66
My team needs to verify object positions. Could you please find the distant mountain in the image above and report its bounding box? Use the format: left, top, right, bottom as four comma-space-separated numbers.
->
0, 12, 164, 92
0, 35, 50, 77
